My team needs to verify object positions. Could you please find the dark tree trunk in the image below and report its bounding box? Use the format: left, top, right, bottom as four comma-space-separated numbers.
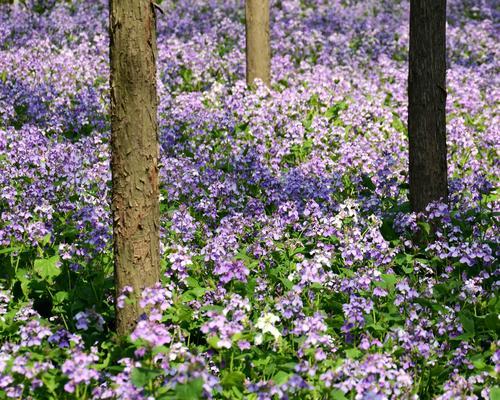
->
246, 0, 271, 87
110, 0, 161, 336
408, 0, 448, 212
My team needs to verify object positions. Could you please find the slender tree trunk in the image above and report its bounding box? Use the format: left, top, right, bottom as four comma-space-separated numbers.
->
245, 0, 271, 87
408, 0, 448, 212
110, 0, 160, 336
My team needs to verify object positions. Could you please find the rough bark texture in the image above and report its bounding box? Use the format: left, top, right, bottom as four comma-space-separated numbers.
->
110, 0, 160, 336
245, 0, 271, 87
408, 0, 448, 212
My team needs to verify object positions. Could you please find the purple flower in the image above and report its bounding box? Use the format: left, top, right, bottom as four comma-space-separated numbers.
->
61, 347, 99, 393
214, 259, 249, 285
130, 320, 172, 348
74, 309, 104, 331
19, 320, 51, 347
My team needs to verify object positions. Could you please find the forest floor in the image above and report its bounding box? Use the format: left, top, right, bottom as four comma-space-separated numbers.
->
0, 0, 498, 399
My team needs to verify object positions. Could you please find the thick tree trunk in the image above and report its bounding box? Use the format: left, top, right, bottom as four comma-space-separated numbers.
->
245, 0, 271, 87
408, 0, 448, 212
110, 0, 160, 336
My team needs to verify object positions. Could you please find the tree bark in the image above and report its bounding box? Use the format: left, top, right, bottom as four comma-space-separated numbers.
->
408, 0, 448, 212
245, 0, 271, 87
110, 0, 160, 336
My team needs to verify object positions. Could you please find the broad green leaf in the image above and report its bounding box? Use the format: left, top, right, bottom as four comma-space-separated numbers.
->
175, 378, 203, 400
484, 313, 499, 332
15, 268, 31, 297
131, 367, 162, 388
186, 277, 200, 288
345, 348, 362, 359
366, 322, 386, 331
221, 371, 245, 390
207, 335, 222, 349
418, 221, 431, 235
34, 255, 60, 282
53, 291, 68, 305
459, 313, 475, 334
470, 354, 486, 370
272, 371, 290, 385
41, 233, 51, 246
330, 389, 348, 400
190, 287, 207, 297
490, 387, 500, 400
380, 219, 398, 241
380, 274, 397, 289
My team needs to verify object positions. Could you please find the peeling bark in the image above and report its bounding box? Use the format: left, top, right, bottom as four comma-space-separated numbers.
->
110, 0, 160, 336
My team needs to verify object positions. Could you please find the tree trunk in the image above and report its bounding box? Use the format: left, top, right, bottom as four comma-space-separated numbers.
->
408, 0, 448, 213
245, 0, 271, 87
110, 0, 161, 336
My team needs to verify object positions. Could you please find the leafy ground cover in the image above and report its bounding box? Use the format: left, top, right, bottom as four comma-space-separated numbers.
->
0, 0, 498, 398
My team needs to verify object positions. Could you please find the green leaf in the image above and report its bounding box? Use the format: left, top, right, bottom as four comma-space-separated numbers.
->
272, 371, 290, 385
380, 274, 397, 289
394, 253, 414, 273
131, 367, 162, 388
0, 246, 21, 255
234, 122, 249, 135
221, 371, 245, 390
361, 175, 376, 191
366, 322, 386, 332
280, 277, 293, 290
391, 115, 407, 134
429, 365, 445, 378
490, 387, 500, 400
484, 313, 499, 332
41, 372, 58, 393
190, 287, 207, 297
402, 265, 414, 273
207, 335, 222, 349
418, 221, 431, 236
433, 283, 450, 298
330, 389, 348, 400
394, 253, 411, 265
325, 101, 348, 121
451, 332, 474, 341
15, 268, 31, 297
470, 354, 486, 370
488, 296, 499, 313
279, 362, 297, 371
175, 378, 203, 400
246, 277, 257, 297
231, 386, 244, 399
380, 219, 398, 241
263, 362, 276, 377
152, 345, 171, 356
34, 255, 60, 282
41, 233, 51, 246
53, 291, 68, 305
173, 304, 193, 323
459, 313, 475, 334
345, 348, 362, 359
186, 277, 200, 288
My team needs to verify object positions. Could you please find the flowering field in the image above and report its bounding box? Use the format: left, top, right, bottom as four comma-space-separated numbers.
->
0, 0, 499, 399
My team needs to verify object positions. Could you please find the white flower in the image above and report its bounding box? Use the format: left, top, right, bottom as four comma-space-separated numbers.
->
255, 313, 281, 344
